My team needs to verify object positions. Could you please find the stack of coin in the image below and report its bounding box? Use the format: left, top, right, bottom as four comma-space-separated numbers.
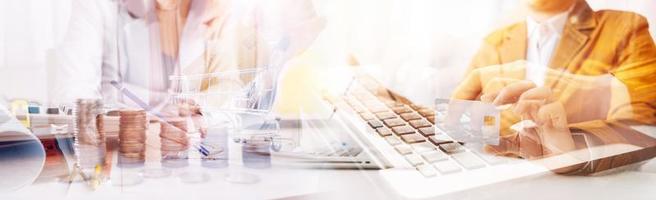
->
74, 99, 104, 145
118, 109, 148, 164
160, 118, 189, 159
73, 99, 106, 178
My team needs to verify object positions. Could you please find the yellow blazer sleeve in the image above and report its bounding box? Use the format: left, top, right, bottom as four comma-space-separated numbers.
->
561, 15, 656, 175
609, 15, 656, 125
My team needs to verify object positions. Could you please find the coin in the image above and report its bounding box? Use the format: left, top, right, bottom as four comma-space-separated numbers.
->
118, 109, 148, 163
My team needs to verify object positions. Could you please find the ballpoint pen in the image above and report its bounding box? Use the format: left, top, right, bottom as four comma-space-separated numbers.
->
110, 81, 210, 154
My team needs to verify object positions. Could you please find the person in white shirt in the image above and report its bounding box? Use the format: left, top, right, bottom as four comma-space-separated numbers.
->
53, 0, 324, 116
525, 6, 573, 87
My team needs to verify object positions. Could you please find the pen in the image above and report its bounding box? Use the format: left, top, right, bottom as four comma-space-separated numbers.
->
110, 81, 207, 154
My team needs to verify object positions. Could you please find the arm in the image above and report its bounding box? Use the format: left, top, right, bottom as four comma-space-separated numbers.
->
607, 15, 656, 125
52, 0, 115, 105
562, 14, 656, 175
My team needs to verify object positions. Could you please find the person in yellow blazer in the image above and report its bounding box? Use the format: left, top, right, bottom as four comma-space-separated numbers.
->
452, 0, 656, 175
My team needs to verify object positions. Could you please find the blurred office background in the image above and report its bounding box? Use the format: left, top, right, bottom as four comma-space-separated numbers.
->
1, 0, 655, 107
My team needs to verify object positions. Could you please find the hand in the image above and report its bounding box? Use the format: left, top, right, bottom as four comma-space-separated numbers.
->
482, 81, 576, 158
480, 80, 536, 105
177, 101, 208, 138
160, 100, 207, 138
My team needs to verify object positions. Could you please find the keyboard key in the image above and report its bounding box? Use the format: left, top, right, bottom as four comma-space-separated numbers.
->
471, 150, 506, 165
394, 145, 413, 155
386, 102, 405, 108
411, 142, 436, 153
404, 154, 424, 166
382, 99, 396, 105
409, 119, 432, 129
392, 106, 412, 114
375, 112, 396, 120
391, 125, 415, 135
376, 127, 393, 137
385, 136, 402, 145
418, 108, 435, 117
352, 105, 366, 113
360, 113, 375, 120
451, 152, 486, 169
433, 160, 462, 174
383, 118, 405, 127
428, 135, 452, 146
409, 104, 424, 110
426, 115, 436, 124
368, 120, 384, 129
370, 107, 390, 114
421, 150, 449, 163
368, 105, 390, 113
438, 142, 465, 154
418, 127, 435, 136
400, 133, 426, 144
400, 113, 422, 121
417, 164, 438, 177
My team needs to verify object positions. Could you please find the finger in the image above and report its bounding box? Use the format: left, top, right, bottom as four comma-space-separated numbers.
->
482, 77, 523, 96
492, 80, 536, 106
537, 102, 568, 128
536, 102, 576, 155
518, 128, 544, 159
480, 91, 499, 103
187, 104, 202, 116
513, 99, 544, 121
191, 115, 207, 138
518, 87, 552, 101
178, 101, 202, 117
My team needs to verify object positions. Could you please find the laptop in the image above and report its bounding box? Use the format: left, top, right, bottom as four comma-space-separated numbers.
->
275, 71, 656, 199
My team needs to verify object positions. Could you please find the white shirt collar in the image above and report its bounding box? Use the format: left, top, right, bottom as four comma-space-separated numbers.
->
526, 7, 573, 38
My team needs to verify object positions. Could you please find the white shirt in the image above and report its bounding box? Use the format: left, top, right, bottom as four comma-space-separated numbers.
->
525, 9, 571, 86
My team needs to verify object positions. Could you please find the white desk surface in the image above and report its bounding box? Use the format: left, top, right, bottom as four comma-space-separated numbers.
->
4, 163, 655, 200
2, 124, 656, 200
